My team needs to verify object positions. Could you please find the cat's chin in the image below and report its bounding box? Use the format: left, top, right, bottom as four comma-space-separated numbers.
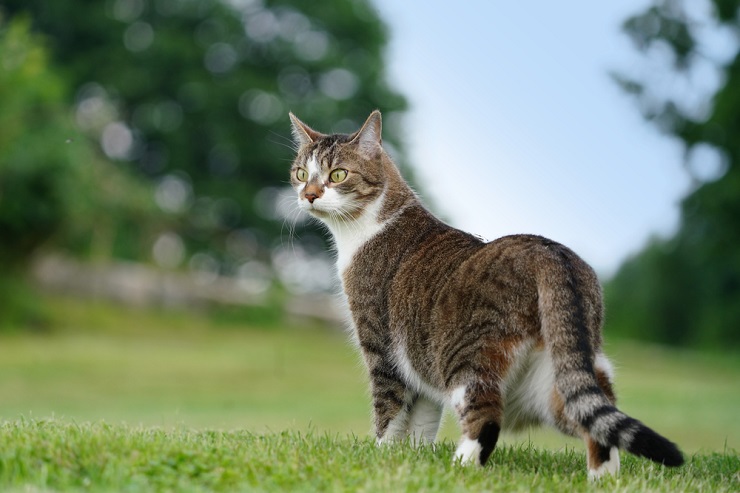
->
307, 208, 329, 218
300, 204, 330, 218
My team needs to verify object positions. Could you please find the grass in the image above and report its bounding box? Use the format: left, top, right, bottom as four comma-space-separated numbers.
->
1, 420, 737, 492
0, 299, 369, 432
0, 295, 738, 491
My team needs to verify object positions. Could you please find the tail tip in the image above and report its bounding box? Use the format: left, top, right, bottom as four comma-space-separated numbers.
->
629, 426, 685, 467
653, 442, 685, 467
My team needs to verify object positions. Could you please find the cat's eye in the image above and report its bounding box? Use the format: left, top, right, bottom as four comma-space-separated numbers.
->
295, 168, 308, 182
329, 169, 348, 183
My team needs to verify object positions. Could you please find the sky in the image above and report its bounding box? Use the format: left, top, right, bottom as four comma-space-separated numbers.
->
369, 0, 694, 277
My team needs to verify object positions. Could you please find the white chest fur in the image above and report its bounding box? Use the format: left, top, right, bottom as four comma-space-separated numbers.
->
322, 192, 387, 276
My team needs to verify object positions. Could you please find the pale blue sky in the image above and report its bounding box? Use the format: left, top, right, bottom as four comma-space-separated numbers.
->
371, 0, 694, 276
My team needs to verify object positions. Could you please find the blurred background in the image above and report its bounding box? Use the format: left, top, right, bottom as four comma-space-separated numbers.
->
0, 0, 737, 453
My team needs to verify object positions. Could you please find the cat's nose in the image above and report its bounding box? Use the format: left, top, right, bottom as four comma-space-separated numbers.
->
305, 192, 318, 203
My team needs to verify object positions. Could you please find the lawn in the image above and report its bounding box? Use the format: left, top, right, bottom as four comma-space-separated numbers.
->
1, 421, 737, 492
0, 296, 737, 490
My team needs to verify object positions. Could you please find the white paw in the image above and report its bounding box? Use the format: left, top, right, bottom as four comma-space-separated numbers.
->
376, 434, 402, 446
454, 437, 482, 465
588, 447, 620, 481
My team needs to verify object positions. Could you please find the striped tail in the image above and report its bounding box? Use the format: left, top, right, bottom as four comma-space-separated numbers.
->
564, 387, 684, 466
538, 246, 684, 467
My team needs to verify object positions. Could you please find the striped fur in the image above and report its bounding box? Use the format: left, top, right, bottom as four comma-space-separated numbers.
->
289, 111, 684, 474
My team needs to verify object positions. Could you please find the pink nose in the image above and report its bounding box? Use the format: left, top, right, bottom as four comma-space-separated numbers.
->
305, 192, 318, 203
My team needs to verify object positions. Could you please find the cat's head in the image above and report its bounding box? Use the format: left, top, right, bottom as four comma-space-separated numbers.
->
289, 111, 386, 221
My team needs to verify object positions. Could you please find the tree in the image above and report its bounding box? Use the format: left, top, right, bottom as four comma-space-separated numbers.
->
0, 16, 159, 264
607, 0, 740, 348
0, 16, 162, 328
1, 0, 411, 279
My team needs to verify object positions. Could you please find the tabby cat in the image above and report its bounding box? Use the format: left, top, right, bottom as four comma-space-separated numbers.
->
288, 110, 684, 478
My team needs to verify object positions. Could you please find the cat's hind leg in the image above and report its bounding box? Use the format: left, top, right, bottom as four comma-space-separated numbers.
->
450, 382, 502, 466
550, 392, 620, 479
407, 394, 443, 445
586, 438, 620, 481
548, 352, 620, 479
585, 353, 620, 480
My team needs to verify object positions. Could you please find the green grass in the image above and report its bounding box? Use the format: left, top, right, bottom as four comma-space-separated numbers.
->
1, 420, 737, 492
0, 296, 738, 491
0, 299, 369, 432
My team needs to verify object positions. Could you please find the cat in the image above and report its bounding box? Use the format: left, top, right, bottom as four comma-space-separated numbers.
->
287, 110, 684, 479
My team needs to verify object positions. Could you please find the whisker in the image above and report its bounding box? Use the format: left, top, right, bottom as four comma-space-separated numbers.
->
279, 198, 304, 252
268, 131, 299, 153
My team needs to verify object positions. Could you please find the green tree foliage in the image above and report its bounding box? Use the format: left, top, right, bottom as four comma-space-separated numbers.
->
0, 16, 161, 328
0, 16, 158, 265
608, 0, 740, 349
0, 17, 67, 263
1, 0, 410, 273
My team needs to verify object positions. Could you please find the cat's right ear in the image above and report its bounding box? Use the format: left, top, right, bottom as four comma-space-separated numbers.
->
289, 112, 322, 147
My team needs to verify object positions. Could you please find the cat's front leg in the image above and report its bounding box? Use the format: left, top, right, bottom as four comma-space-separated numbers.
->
407, 394, 443, 445
368, 361, 414, 444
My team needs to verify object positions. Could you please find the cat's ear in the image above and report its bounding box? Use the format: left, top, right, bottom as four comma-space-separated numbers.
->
350, 110, 382, 158
289, 112, 323, 147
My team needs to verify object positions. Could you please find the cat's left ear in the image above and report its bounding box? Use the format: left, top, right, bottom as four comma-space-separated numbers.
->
289, 112, 323, 147
350, 110, 382, 159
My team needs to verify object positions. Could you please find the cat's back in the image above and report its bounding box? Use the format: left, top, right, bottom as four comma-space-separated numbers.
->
432, 233, 603, 344
444, 233, 601, 309
461, 234, 577, 280
345, 201, 601, 335
348, 208, 596, 308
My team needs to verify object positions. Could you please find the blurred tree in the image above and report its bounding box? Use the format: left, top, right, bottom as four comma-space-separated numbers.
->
0, 16, 161, 328
0, 16, 159, 264
0, 16, 67, 263
608, 0, 740, 348
1, 0, 411, 280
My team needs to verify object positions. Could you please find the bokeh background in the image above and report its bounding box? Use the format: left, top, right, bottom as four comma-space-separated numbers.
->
0, 0, 737, 454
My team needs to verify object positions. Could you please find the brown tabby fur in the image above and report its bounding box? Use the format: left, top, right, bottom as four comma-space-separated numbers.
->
288, 111, 683, 475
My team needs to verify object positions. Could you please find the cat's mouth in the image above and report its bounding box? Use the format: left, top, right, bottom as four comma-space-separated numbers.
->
302, 199, 359, 220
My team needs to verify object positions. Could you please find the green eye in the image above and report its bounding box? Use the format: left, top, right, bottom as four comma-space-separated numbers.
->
295, 168, 308, 182
330, 169, 348, 183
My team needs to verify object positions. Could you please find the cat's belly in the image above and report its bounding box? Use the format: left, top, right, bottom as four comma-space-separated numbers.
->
391, 343, 447, 404
500, 347, 557, 431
